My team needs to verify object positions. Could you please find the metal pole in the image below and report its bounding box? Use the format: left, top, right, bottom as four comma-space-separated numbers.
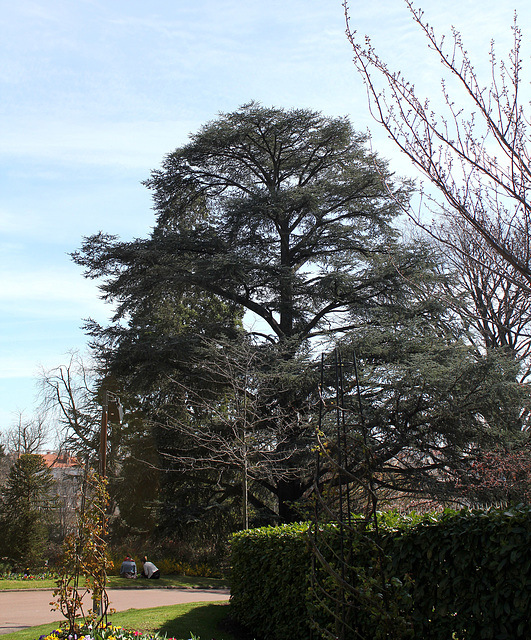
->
99, 390, 108, 478
243, 448, 249, 529
94, 389, 108, 617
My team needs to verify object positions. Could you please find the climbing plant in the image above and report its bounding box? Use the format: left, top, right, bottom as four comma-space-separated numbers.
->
52, 471, 113, 633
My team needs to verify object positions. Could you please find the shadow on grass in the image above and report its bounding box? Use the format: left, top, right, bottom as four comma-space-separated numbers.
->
157, 602, 236, 640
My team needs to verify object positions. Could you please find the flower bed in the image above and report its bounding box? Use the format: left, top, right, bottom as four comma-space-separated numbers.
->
38, 623, 201, 640
0, 571, 56, 580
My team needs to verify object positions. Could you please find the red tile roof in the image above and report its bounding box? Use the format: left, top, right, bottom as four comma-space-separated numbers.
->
41, 452, 80, 469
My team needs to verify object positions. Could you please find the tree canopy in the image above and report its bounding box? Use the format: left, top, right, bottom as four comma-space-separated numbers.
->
74, 102, 420, 350
73, 103, 527, 524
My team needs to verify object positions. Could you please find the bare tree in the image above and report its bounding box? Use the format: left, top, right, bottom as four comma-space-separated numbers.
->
156, 338, 316, 527
38, 352, 101, 457
5, 412, 49, 455
436, 217, 531, 379
345, 0, 531, 285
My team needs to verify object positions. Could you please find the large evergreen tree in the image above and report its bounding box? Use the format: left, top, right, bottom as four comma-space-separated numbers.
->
73, 103, 523, 522
74, 103, 427, 521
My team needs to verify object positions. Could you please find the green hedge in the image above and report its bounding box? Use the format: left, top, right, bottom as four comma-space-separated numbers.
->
230, 506, 531, 640
387, 506, 531, 639
230, 523, 312, 639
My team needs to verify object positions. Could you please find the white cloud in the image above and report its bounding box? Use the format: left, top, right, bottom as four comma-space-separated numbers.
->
0, 265, 108, 317
0, 120, 197, 169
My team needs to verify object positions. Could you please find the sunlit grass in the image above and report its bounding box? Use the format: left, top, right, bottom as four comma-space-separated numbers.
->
0, 601, 235, 640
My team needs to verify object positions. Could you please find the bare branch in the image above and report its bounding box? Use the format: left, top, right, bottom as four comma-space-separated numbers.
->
344, 1, 531, 283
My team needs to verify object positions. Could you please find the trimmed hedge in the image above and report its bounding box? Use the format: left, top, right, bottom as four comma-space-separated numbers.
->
230, 506, 531, 640
230, 523, 312, 639
387, 506, 531, 639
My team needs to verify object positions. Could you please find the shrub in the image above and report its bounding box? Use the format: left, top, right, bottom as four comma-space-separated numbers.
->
230, 507, 531, 640
388, 505, 531, 639
230, 523, 312, 640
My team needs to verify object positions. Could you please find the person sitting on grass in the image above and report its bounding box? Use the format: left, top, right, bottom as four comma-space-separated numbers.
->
140, 555, 160, 579
120, 554, 137, 579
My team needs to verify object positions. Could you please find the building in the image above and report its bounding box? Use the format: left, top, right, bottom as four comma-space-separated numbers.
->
41, 451, 84, 537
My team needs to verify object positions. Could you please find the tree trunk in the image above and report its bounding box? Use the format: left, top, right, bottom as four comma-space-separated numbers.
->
277, 477, 304, 523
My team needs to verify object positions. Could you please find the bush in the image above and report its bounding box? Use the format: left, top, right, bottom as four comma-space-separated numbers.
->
230, 523, 312, 640
388, 505, 531, 639
230, 507, 531, 640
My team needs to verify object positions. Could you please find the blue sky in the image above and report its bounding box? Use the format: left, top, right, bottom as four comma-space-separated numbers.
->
1, 0, 529, 435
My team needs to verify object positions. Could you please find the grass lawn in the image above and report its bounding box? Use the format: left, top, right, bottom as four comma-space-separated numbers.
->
0, 575, 229, 591
0, 601, 236, 640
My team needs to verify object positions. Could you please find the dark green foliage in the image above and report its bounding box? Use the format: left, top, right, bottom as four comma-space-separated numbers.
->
73, 102, 427, 523
230, 523, 312, 640
230, 520, 408, 640
388, 506, 531, 639
230, 508, 531, 640
0, 453, 56, 566
308, 520, 414, 639
111, 429, 160, 535
332, 327, 527, 501
155, 467, 243, 549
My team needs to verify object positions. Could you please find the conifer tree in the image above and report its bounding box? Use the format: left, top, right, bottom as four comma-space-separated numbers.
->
0, 453, 56, 566
73, 103, 524, 521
